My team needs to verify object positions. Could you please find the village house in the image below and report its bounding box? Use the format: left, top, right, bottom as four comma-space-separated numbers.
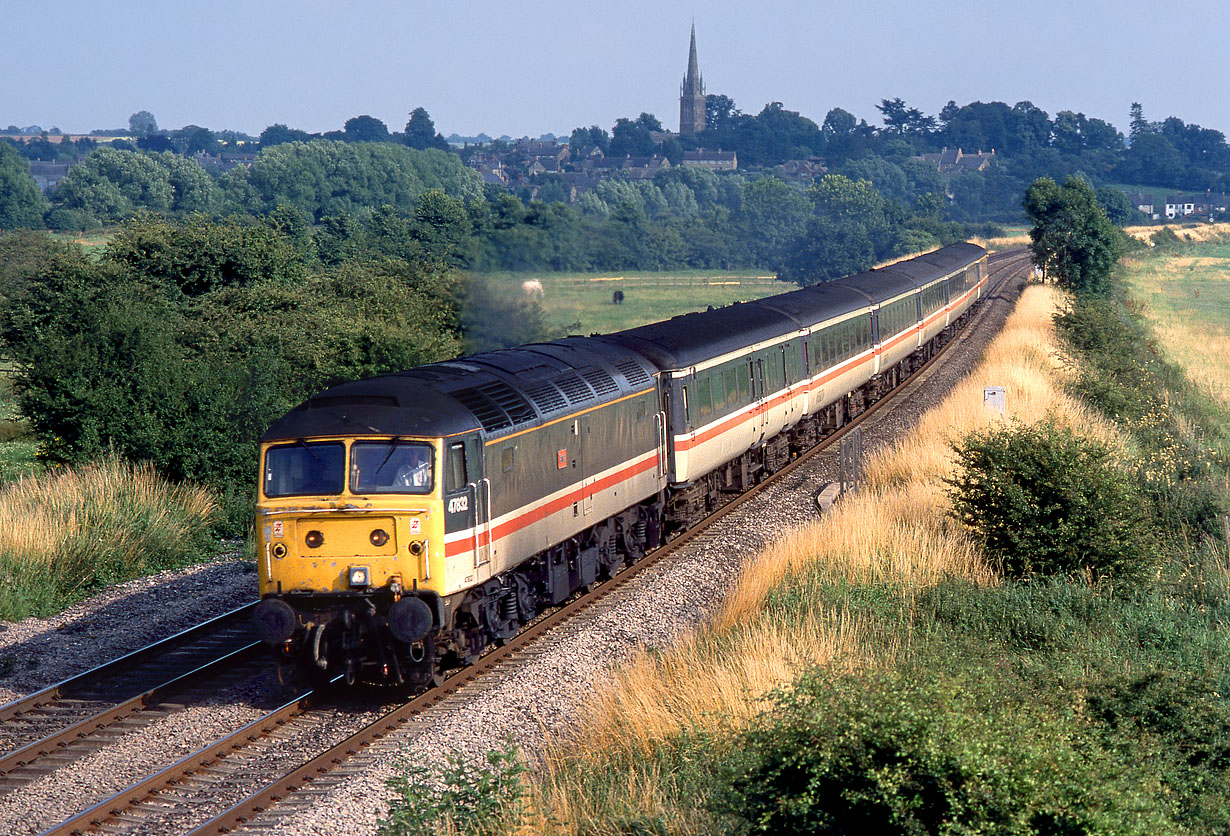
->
1125, 192, 1156, 218
1164, 192, 1230, 219
912, 147, 996, 174
681, 149, 737, 170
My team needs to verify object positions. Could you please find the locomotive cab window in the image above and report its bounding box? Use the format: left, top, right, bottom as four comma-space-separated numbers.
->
351, 440, 435, 494
446, 442, 468, 493
264, 441, 345, 497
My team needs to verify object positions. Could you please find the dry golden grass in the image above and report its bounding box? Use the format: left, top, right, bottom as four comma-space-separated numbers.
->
0, 457, 218, 619
969, 232, 1031, 250
0, 457, 215, 562
527, 283, 1117, 832
1123, 222, 1230, 243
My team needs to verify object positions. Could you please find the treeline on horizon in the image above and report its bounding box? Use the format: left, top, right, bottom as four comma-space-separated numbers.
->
2, 98, 1228, 283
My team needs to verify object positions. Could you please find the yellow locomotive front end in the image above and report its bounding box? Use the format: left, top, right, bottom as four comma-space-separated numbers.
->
253, 436, 448, 686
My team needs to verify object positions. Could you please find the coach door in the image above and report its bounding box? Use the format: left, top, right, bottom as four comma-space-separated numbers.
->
753, 357, 768, 441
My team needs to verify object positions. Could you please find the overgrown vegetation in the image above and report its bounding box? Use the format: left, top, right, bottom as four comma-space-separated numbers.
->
0, 456, 219, 620
379, 743, 526, 836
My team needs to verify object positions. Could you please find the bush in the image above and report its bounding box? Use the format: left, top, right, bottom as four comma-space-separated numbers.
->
715, 666, 1178, 836
1054, 295, 1228, 541
0, 221, 463, 533
379, 742, 525, 836
946, 418, 1158, 582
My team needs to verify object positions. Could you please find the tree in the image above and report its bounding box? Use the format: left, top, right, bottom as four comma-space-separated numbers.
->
259, 123, 314, 148
403, 108, 449, 151
343, 115, 390, 143
128, 110, 158, 137
1024, 176, 1121, 296
1129, 102, 1149, 140
608, 114, 663, 158
0, 142, 46, 229
569, 125, 609, 154
877, 97, 935, 138
705, 94, 740, 130
1095, 187, 1134, 225
183, 125, 220, 155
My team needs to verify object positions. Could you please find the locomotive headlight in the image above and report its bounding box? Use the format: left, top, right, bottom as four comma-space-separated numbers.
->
271, 543, 287, 559
348, 566, 370, 588
304, 530, 324, 549
370, 528, 390, 547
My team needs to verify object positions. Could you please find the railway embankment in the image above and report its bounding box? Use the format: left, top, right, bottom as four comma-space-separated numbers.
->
509, 257, 1230, 833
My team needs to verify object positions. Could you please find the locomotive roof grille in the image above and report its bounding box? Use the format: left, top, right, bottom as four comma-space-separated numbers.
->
555, 374, 595, 405
581, 367, 619, 397
614, 358, 651, 387
448, 381, 537, 432
525, 382, 568, 414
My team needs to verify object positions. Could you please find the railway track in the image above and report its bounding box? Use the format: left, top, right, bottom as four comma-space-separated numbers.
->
18, 250, 1032, 835
0, 604, 261, 796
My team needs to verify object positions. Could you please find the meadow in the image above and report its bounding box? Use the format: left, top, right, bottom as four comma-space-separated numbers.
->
1120, 237, 1230, 408
472, 270, 783, 336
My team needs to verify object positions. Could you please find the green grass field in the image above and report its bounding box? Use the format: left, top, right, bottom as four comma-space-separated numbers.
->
475, 270, 786, 336
1120, 239, 1230, 408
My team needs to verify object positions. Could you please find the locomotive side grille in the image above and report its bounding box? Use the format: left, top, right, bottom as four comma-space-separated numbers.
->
555, 374, 595, 405
614, 359, 651, 387
581, 367, 619, 397
526, 383, 568, 414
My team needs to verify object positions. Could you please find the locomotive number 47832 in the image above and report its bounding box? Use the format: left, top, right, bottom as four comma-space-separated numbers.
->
447, 495, 469, 514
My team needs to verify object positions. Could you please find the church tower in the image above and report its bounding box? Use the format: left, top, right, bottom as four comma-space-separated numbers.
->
679, 23, 706, 135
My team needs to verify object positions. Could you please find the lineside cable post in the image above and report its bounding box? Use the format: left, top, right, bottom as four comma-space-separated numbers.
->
839, 427, 864, 496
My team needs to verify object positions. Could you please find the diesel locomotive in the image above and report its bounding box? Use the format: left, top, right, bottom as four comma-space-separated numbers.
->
252, 243, 989, 687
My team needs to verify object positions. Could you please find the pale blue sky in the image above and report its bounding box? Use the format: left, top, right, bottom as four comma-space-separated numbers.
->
3, 0, 1227, 140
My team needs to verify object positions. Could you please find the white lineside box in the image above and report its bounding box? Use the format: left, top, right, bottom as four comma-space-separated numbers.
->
983, 386, 1006, 415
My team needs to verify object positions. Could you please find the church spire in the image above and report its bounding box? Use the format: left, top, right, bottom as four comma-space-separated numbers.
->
679, 22, 706, 134
686, 22, 701, 89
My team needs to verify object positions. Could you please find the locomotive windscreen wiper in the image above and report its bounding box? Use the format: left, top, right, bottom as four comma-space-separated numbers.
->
372, 437, 408, 478
295, 438, 324, 464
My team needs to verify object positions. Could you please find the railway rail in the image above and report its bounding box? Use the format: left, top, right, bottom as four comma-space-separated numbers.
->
21, 249, 1031, 836
0, 603, 261, 795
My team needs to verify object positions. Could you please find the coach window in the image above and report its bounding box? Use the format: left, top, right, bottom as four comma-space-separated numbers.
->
446, 443, 467, 492
724, 368, 738, 407
696, 377, 713, 419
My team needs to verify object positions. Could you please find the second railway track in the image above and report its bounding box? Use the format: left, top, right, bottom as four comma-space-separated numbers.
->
7, 250, 1033, 836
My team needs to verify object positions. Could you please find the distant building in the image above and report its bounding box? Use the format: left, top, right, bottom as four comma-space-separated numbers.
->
679, 24, 706, 135
913, 147, 996, 174
1125, 192, 1156, 218
682, 149, 737, 171
26, 160, 70, 191
778, 157, 827, 182
1164, 192, 1230, 219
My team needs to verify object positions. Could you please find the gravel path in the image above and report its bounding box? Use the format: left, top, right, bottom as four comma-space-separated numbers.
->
0, 269, 1026, 836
